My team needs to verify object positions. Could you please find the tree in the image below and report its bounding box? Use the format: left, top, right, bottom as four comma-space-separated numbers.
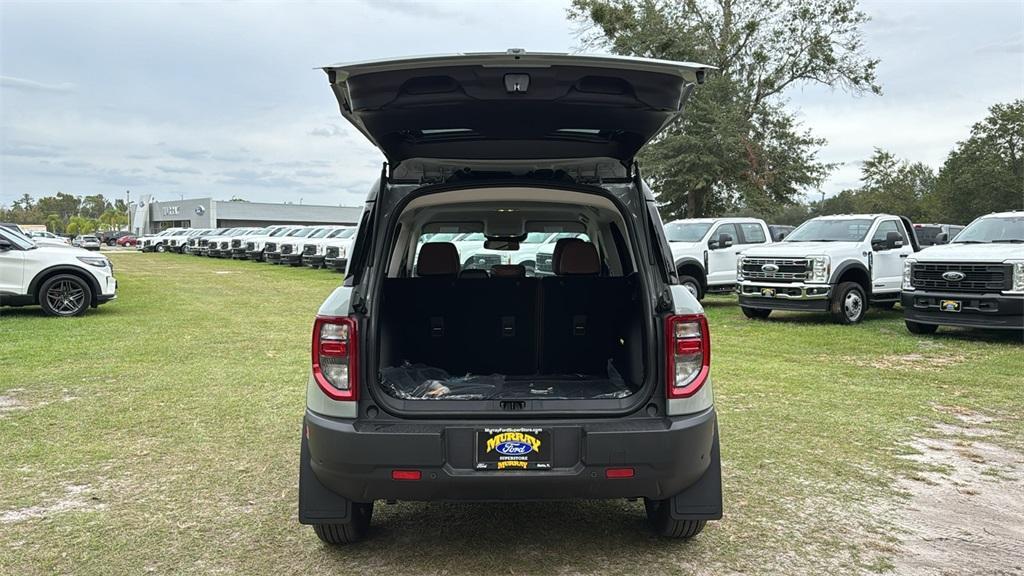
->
569, 0, 880, 218
930, 100, 1024, 223
812, 149, 935, 220
80, 194, 111, 219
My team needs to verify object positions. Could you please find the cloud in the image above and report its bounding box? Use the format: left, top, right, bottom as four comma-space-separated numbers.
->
1, 141, 67, 158
309, 125, 344, 138
165, 147, 212, 160
217, 169, 303, 188
157, 165, 202, 175
0, 75, 76, 93
975, 37, 1024, 55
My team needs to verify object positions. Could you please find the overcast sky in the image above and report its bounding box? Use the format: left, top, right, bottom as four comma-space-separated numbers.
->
1, 0, 1021, 209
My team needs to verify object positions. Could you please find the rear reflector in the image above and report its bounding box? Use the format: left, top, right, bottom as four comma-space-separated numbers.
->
605, 467, 635, 479
391, 470, 422, 481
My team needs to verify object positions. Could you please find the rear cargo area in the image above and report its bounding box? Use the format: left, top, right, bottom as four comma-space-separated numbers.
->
377, 274, 645, 400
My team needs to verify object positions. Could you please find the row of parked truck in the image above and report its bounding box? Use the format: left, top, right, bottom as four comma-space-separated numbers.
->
135, 224, 358, 271
662, 211, 1022, 332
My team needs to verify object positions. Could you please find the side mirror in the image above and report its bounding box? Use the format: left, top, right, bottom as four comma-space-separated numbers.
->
935, 232, 948, 244
719, 233, 734, 248
0, 238, 12, 251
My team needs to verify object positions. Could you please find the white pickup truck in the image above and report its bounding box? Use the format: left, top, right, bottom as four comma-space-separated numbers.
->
665, 217, 772, 300
736, 214, 919, 324
902, 211, 1023, 334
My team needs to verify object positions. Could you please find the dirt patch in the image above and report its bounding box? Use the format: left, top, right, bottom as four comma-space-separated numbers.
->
892, 415, 1024, 575
0, 484, 107, 523
0, 392, 27, 418
842, 352, 967, 371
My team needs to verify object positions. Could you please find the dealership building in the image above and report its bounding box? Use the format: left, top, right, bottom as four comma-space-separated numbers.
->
129, 195, 362, 235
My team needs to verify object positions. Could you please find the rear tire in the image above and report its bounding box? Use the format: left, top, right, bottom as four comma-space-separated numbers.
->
644, 498, 707, 539
312, 502, 373, 545
677, 274, 704, 301
741, 306, 771, 320
830, 282, 867, 324
905, 320, 938, 334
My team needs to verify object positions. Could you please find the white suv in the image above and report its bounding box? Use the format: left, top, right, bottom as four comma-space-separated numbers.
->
0, 227, 117, 316
737, 214, 918, 324
664, 217, 772, 299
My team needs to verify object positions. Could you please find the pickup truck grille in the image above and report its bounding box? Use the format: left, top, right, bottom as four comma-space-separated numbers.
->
464, 253, 502, 270
741, 257, 809, 282
220, 241, 229, 250
325, 247, 340, 259
911, 263, 1011, 292
188, 239, 197, 247
281, 245, 293, 255
199, 239, 209, 247
169, 240, 178, 247
245, 241, 255, 251
231, 239, 241, 248
537, 253, 553, 273
303, 244, 317, 255
265, 242, 277, 253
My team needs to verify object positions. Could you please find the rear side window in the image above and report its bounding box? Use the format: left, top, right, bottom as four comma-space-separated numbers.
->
738, 223, 766, 244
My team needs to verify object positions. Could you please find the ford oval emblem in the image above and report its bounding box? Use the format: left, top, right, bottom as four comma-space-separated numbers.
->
762, 264, 779, 272
942, 271, 966, 282
495, 441, 533, 456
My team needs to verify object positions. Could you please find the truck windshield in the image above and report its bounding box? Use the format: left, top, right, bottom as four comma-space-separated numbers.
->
786, 219, 872, 242
953, 216, 1024, 243
664, 222, 711, 242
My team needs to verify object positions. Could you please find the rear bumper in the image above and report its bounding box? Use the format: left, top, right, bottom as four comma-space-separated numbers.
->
301, 408, 719, 506
902, 290, 1024, 330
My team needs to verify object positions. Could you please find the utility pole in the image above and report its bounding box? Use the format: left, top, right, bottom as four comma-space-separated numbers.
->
126, 190, 131, 233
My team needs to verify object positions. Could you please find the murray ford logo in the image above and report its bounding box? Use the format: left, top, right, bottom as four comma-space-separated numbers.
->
486, 431, 541, 456
761, 263, 780, 272
942, 271, 966, 282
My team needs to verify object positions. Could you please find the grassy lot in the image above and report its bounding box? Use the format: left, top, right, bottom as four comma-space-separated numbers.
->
1, 253, 1021, 575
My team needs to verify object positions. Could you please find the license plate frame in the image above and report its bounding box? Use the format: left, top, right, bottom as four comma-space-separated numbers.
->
939, 299, 962, 313
476, 427, 552, 471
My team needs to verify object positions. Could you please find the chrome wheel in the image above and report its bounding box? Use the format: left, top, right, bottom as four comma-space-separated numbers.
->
45, 280, 86, 315
844, 291, 863, 321
683, 281, 699, 298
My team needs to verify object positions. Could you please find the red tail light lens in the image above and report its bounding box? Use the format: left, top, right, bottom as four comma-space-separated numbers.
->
312, 316, 357, 400
666, 314, 710, 398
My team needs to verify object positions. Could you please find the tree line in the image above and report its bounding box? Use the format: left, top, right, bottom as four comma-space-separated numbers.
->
0, 192, 129, 235
571, 0, 1023, 226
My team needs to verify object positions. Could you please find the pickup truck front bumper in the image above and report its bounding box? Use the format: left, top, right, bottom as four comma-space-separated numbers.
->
737, 281, 831, 311
280, 253, 303, 266
299, 408, 722, 521
302, 255, 325, 267
324, 257, 348, 272
902, 290, 1024, 330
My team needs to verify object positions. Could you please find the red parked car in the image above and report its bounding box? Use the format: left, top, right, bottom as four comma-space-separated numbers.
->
116, 235, 138, 247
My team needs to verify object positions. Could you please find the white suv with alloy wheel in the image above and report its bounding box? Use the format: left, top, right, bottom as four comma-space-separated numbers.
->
0, 227, 117, 316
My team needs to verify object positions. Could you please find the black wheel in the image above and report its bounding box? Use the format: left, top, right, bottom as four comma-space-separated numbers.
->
873, 301, 896, 310
741, 306, 771, 319
830, 282, 867, 324
312, 502, 373, 545
677, 274, 704, 301
905, 320, 938, 334
644, 498, 707, 539
38, 274, 92, 317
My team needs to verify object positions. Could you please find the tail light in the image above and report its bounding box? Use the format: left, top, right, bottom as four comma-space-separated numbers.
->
666, 314, 710, 398
312, 316, 357, 400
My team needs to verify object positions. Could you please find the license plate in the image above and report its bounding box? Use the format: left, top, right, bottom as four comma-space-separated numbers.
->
476, 428, 552, 470
939, 299, 961, 312
761, 288, 776, 297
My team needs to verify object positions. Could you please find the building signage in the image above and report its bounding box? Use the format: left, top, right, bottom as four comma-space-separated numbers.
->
162, 206, 181, 216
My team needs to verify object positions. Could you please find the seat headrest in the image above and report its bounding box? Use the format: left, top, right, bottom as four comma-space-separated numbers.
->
552, 238, 584, 275
459, 269, 490, 279
417, 242, 460, 277
555, 241, 600, 276
491, 264, 526, 278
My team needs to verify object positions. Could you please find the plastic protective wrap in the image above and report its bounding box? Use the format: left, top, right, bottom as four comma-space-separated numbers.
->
380, 359, 632, 400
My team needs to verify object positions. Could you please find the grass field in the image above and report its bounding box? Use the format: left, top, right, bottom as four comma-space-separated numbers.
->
1, 253, 1021, 575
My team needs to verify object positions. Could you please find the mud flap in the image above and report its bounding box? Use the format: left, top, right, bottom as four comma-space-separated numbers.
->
669, 421, 723, 520
298, 432, 353, 524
